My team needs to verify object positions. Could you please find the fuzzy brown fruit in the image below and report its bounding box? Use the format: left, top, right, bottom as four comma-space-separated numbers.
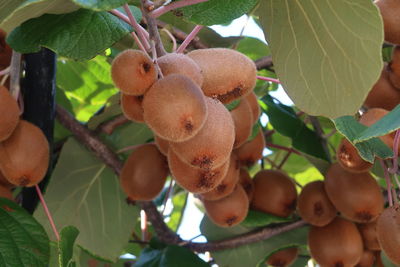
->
203, 185, 249, 227
231, 97, 253, 148
376, 205, 400, 265
297, 180, 337, 227
0, 120, 49, 187
0, 85, 19, 142
336, 138, 373, 173
375, 0, 400, 45
266, 247, 299, 267
111, 49, 157, 95
170, 97, 234, 169
234, 128, 265, 167
154, 135, 169, 156
356, 250, 375, 267
308, 217, 363, 267
157, 53, 203, 87
324, 163, 384, 223
120, 93, 144, 123
251, 170, 297, 218
357, 221, 381, 251
143, 74, 207, 142
188, 48, 257, 104
245, 92, 261, 124
238, 168, 254, 201
0, 170, 14, 189
120, 143, 168, 201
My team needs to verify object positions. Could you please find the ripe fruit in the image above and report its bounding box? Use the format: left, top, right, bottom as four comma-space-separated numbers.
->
154, 135, 169, 156
356, 250, 375, 267
188, 48, 257, 103
324, 163, 384, 223
297, 180, 337, 227
0, 170, 14, 189
266, 247, 299, 267
308, 217, 363, 267
374, 0, 400, 45
111, 49, 157, 95
143, 74, 207, 142
0, 120, 49, 187
168, 149, 229, 194
388, 45, 400, 88
376, 205, 400, 265
170, 97, 235, 169
231, 98, 253, 148
245, 92, 261, 124
0, 85, 19, 142
157, 53, 203, 87
251, 170, 297, 218
238, 168, 254, 201
120, 93, 144, 123
120, 143, 168, 201
203, 184, 249, 227
336, 138, 372, 173
200, 154, 240, 201
234, 128, 265, 167
357, 221, 381, 251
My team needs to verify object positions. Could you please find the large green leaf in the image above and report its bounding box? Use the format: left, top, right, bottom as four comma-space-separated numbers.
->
167, 192, 188, 232
7, 9, 132, 60
241, 210, 292, 228
34, 138, 139, 261
0, 198, 50, 266
236, 37, 270, 61
258, 0, 383, 118
71, 0, 130, 11
59, 226, 79, 267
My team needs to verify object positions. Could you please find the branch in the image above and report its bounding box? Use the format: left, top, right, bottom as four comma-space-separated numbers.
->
255, 56, 273, 70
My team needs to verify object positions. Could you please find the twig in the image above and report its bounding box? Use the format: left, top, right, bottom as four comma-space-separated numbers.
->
264, 157, 280, 169
176, 25, 203, 53
162, 179, 174, 215
380, 159, 393, 207
97, 115, 129, 135
140, 210, 148, 241
257, 75, 280, 84
142, 0, 167, 57
265, 143, 301, 155
309, 116, 331, 162
0, 66, 10, 76
9, 51, 22, 100
149, 0, 209, 18
123, 4, 151, 51
255, 56, 273, 70
278, 151, 292, 169
117, 144, 142, 154
161, 28, 177, 52
35, 185, 60, 241
389, 129, 400, 174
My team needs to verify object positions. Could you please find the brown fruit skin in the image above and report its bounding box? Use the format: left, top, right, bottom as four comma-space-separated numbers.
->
355, 250, 375, 267
0, 120, 49, 187
245, 92, 261, 124
238, 168, 254, 202
0, 30, 12, 68
251, 170, 297, 218
336, 138, 373, 173
157, 53, 203, 87
188, 48, 257, 104
120, 143, 168, 201
0, 85, 20, 142
375, 0, 400, 45
154, 135, 169, 156
111, 49, 157, 95
364, 64, 400, 111
143, 74, 208, 142
234, 129, 265, 167
357, 221, 381, 251
324, 163, 384, 223
0, 184, 13, 200
120, 93, 144, 123
0, 170, 14, 189
376, 205, 400, 265
168, 149, 229, 194
200, 154, 240, 201
170, 97, 235, 170
297, 181, 337, 227
231, 97, 253, 148
266, 247, 299, 267
388, 45, 400, 89
203, 185, 249, 227
308, 217, 363, 267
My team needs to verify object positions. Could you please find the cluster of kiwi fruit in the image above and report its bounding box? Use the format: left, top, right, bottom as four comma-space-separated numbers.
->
112, 47, 266, 227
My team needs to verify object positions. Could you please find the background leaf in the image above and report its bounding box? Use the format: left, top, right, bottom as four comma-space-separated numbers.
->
71, 0, 130, 11
241, 210, 292, 228
59, 226, 79, 267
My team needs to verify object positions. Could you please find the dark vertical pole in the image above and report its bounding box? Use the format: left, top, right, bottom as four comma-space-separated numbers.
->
21, 48, 56, 214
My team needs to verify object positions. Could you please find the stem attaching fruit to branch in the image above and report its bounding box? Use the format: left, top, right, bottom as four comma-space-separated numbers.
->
265, 143, 302, 155
257, 75, 281, 84
149, 0, 209, 18
9, 51, 21, 100
35, 185, 60, 241
389, 129, 400, 174
380, 159, 394, 207
0, 66, 10, 76
176, 25, 203, 53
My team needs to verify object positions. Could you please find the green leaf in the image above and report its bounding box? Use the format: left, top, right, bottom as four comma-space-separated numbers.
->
71, 0, 130, 11
34, 138, 139, 261
225, 99, 241, 111
0, 198, 50, 266
236, 37, 270, 61
333, 116, 393, 162
87, 94, 121, 130
258, 0, 383, 118
354, 104, 400, 143
177, 0, 259, 26
7, 9, 132, 60
241, 210, 292, 228
59, 226, 79, 267
167, 192, 188, 231
262, 95, 330, 161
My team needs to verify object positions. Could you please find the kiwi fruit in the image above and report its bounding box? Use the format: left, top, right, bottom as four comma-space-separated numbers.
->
308, 217, 363, 267
231, 98, 254, 148
170, 97, 235, 169
168, 149, 229, 194
238, 168, 254, 201
266, 247, 299, 267
336, 138, 373, 173
154, 135, 170, 156
188, 48, 257, 104
297, 180, 337, 227
251, 170, 297, 218
120, 143, 168, 201
0, 170, 14, 189
376, 205, 400, 265
157, 53, 203, 87
111, 49, 157, 95
357, 221, 381, 251
120, 93, 145, 123
245, 92, 261, 124
202, 184, 249, 227
374, 0, 400, 45
0, 30, 12, 68
200, 154, 240, 201
356, 250, 375, 267
0, 120, 49, 187
142, 74, 208, 142
0, 85, 19, 142
364, 63, 400, 111
234, 128, 265, 167
324, 163, 384, 223
0, 184, 13, 200
388, 45, 400, 88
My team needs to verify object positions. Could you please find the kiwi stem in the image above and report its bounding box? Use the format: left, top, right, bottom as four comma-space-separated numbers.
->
265, 143, 302, 155
161, 179, 174, 216
176, 25, 203, 53
0, 66, 10, 76
35, 185, 60, 241
96, 114, 129, 135
380, 159, 394, 207
149, 0, 209, 18
9, 51, 21, 100
256, 75, 281, 84
388, 129, 400, 174
278, 151, 292, 169
123, 5, 151, 51
161, 28, 177, 52
264, 156, 280, 169
140, 209, 148, 241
